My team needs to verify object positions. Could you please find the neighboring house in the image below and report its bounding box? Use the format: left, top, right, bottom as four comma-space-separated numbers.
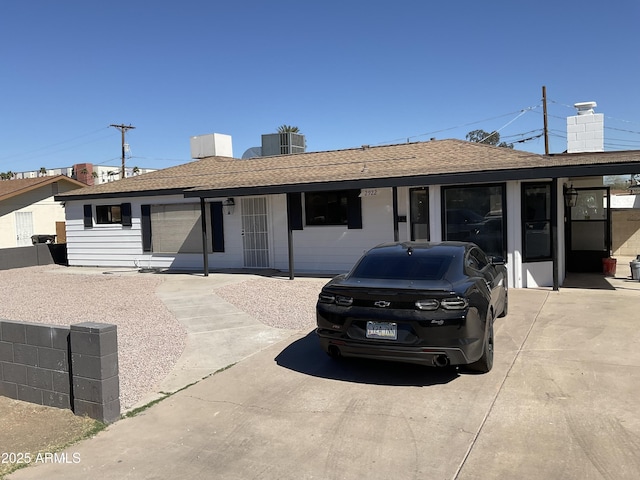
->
0, 176, 86, 248
55, 139, 640, 289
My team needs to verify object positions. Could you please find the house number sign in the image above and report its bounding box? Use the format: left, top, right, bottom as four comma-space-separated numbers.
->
360, 189, 378, 197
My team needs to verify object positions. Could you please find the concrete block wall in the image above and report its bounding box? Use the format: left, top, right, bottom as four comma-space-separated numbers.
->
567, 113, 604, 153
612, 210, 640, 257
70, 322, 120, 423
0, 244, 55, 270
0, 319, 120, 423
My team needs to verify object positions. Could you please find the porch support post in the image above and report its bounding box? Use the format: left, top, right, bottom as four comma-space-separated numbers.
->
286, 195, 295, 280
552, 178, 559, 291
200, 197, 209, 277
287, 228, 295, 280
392, 186, 399, 242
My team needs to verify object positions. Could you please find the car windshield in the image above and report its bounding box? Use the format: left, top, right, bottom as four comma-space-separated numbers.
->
349, 254, 452, 281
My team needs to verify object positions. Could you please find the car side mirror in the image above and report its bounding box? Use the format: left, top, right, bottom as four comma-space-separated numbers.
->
490, 256, 505, 265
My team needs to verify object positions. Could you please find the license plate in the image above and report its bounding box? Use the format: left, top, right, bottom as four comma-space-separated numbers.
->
366, 321, 397, 340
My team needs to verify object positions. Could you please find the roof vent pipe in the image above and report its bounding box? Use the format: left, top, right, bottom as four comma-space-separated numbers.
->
574, 101, 597, 115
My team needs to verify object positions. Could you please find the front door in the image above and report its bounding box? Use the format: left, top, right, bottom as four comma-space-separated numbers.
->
565, 187, 611, 272
241, 197, 270, 268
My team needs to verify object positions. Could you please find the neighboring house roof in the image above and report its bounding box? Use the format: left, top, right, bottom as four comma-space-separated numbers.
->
0, 175, 86, 202
55, 139, 640, 201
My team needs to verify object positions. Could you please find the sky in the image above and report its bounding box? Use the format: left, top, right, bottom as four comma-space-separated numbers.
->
1, 0, 639, 174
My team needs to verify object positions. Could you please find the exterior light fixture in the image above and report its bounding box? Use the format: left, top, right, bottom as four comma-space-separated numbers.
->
222, 198, 235, 215
564, 184, 578, 208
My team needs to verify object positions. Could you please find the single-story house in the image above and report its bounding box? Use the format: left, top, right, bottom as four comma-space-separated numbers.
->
54, 138, 640, 289
0, 175, 86, 248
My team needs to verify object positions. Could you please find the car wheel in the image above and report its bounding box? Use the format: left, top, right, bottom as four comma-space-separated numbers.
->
464, 314, 494, 374
498, 291, 508, 318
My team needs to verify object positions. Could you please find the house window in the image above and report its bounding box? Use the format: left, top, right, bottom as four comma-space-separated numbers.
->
522, 183, 551, 262
442, 184, 506, 258
303, 190, 362, 229
305, 190, 349, 226
96, 205, 122, 224
147, 204, 206, 254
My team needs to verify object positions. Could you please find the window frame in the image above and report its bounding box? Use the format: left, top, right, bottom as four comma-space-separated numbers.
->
303, 189, 362, 229
95, 205, 123, 225
441, 183, 507, 259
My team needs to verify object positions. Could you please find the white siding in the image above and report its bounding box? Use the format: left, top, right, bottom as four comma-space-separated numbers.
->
65, 195, 243, 269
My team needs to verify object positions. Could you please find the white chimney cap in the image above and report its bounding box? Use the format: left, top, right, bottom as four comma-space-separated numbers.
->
574, 101, 597, 115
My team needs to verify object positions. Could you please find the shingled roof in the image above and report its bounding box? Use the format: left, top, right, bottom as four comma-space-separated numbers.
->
0, 175, 86, 202
55, 139, 640, 200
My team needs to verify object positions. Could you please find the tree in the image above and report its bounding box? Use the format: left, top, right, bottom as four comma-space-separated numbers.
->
39, 167, 47, 177
466, 129, 513, 149
277, 124, 300, 133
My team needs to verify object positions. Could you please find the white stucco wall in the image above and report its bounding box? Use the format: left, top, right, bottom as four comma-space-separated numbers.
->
0, 190, 68, 248
271, 189, 396, 274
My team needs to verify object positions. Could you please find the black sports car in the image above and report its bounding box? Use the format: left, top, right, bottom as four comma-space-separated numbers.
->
316, 242, 508, 373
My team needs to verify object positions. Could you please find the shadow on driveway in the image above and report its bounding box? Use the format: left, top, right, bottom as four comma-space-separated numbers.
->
275, 330, 458, 387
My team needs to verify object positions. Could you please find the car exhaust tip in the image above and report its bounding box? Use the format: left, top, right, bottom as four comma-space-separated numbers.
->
433, 355, 449, 367
327, 345, 341, 359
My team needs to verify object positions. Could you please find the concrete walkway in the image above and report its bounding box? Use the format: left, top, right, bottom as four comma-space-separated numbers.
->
9, 270, 640, 479
139, 273, 295, 405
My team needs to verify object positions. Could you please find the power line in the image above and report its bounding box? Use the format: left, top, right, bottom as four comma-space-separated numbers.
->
371, 106, 542, 147
0, 127, 111, 162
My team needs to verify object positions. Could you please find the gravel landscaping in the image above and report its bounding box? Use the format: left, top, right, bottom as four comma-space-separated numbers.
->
0, 266, 332, 410
213, 276, 329, 331
0, 265, 186, 410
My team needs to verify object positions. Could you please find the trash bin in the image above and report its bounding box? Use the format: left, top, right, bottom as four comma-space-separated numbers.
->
31, 234, 56, 245
630, 256, 640, 281
602, 257, 617, 277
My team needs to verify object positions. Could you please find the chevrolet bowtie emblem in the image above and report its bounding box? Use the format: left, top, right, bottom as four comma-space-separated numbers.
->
374, 301, 391, 308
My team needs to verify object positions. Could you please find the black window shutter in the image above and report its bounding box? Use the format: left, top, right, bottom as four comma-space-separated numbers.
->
211, 202, 225, 252
83, 205, 93, 228
121, 203, 132, 227
287, 192, 303, 230
141, 205, 152, 252
347, 190, 363, 229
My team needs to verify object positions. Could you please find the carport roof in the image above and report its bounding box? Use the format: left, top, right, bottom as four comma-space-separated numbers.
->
55, 139, 640, 200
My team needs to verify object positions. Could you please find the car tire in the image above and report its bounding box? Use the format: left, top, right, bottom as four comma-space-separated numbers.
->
498, 291, 508, 318
464, 314, 494, 374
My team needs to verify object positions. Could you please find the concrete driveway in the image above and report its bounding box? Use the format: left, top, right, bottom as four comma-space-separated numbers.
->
9, 275, 640, 479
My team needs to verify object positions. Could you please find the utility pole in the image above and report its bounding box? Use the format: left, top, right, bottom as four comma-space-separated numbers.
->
542, 86, 549, 155
110, 124, 135, 179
